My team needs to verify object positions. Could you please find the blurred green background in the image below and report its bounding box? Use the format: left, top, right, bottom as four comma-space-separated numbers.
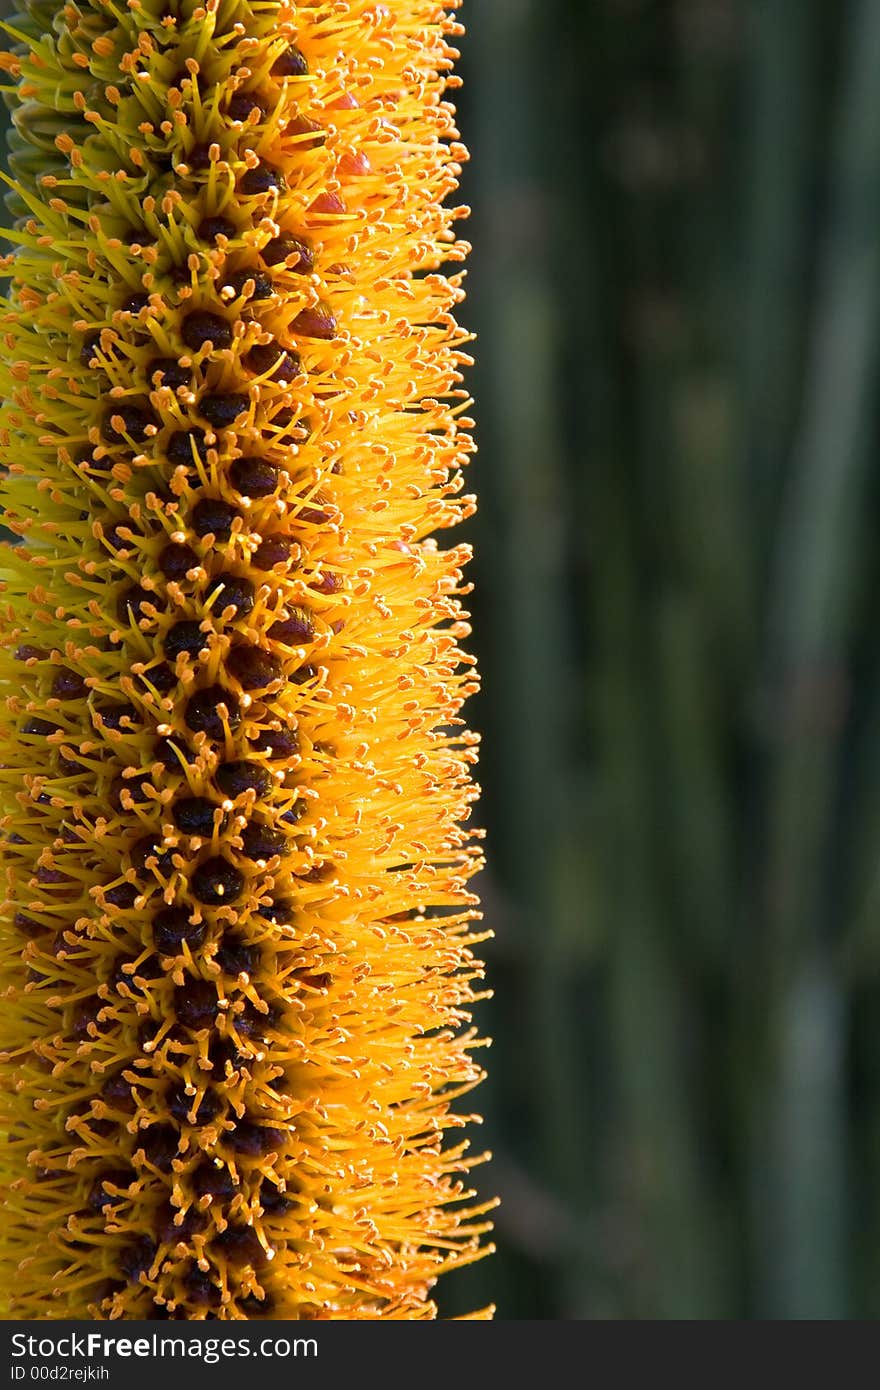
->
447, 0, 880, 1320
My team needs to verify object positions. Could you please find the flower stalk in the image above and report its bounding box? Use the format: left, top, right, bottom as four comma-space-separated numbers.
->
0, 0, 490, 1320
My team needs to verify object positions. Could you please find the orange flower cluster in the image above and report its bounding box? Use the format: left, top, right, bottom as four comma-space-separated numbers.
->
0, 0, 491, 1320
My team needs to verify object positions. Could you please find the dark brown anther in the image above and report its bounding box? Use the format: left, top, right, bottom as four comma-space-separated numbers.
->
182, 311, 232, 352
36, 864, 72, 884
207, 1035, 250, 1075
199, 393, 250, 428
240, 823, 289, 861
315, 570, 342, 595
156, 1201, 207, 1244
101, 1072, 137, 1110
138, 1125, 180, 1172
108, 953, 144, 995
308, 189, 346, 219
80, 330, 109, 369
197, 216, 237, 243
152, 906, 207, 955
101, 403, 157, 445
101, 522, 140, 556
164, 621, 207, 661
249, 724, 299, 760
222, 267, 274, 302
292, 305, 337, 340
261, 234, 313, 273
131, 835, 175, 875
339, 150, 371, 178
51, 667, 87, 700
256, 898, 294, 925
215, 760, 272, 799
229, 1121, 285, 1156
242, 341, 300, 382
216, 936, 260, 977
191, 498, 241, 540
238, 164, 286, 197
214, 1225, 265, 1266
136, 1020, 158, 1052
13, 911, 46, 937
121, 291, 150, 315
158, 541, 199, 580
146, 495, 184, 530
105, 882, 138, 910
170, 263, 193, 290
94, 701, 138, 731
298, 860, 334, 885
123, 226, 156, 247
167, 1084, 222, 1126
148, 357, 191, 390
228, 644, 283, 691
227, 89, 268, 122
252, 535, 294, 570
135, 663, 177, 696
167, 428, 209, 466
222, 1000, 271, 1045
120, 1236, 157, 1283
271, 45, 308, 77
185, 684, 242, 739
182, 142, 212, 170
173, 797, 220, 837
276, 415, 309, 448
229, 456, 278, 498
153, 736, 193, 771
285, 112, 324, 147
190, 856, 244, 906
259, 1180, 293, 1215
87, 1170, 133, 1215
109, 773, 152, 811
182, 1264, 221, 1308
68, 1106, 116, 1139
71, 996, 102, 1041
173, 978, 218, 1028
192, 1161, 236, 1200
273, 406, 311, 439
208, 572, 255, 618
117, 584, 157, 623
267, 608, 314, 644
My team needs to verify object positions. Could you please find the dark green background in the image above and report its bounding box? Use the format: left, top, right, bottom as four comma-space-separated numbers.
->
5, 0, 880, 1322
450, 0, 880, 1320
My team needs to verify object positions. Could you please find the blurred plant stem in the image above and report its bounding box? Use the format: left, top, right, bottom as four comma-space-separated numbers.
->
750, 0, 880, 1318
